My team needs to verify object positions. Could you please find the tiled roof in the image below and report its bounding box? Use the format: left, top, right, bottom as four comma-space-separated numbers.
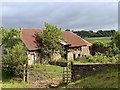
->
21, 28, 92, 51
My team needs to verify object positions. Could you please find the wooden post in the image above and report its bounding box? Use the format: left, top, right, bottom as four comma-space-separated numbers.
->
23, 64, 26, 82
25, 64, 29, 83
67, 67, 68, 83
71, 61, 73, 80
63, 67, 64, 82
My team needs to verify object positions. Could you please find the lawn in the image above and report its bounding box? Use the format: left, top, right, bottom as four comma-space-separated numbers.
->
83, 37, 111, 43
30, 64, 63, 73
57, 67, 119, 88
2, 71, 32, 88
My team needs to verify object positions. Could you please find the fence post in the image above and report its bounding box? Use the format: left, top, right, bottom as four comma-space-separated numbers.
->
23, 64, 26, 82
25, 63, 29, 83
63, 67, 65, 82
67, 67, 68, 83
71, 61, 73, 80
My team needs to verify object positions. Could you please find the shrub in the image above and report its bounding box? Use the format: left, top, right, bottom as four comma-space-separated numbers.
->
74, 52, 119, 64
55, 58, 67, 62
75, 57, 81, 61
2, 43, 28, 76
92, 40, 105, 48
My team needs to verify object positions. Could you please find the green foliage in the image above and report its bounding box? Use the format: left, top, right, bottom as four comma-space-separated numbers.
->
92, 40, 106, 48
111, 31, 120, 50
35, 22, 66, 62
74, 57, 89, 63
55, 58, 67, 62
65, 29, 70, 31
87, 53, 118, 63
1, 25, 21, 49
107, 43, 120, 57
1, 25, 28, 76
73, 30, 115, 38
74, 52, 119, 63
107, 31, 120, 57
2, 42, 28, 76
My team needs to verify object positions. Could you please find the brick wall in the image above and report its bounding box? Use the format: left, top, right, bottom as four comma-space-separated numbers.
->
71, 62, 120, 80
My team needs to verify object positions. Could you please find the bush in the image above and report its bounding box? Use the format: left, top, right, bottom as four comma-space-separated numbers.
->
2, 43, 28, 76
92, 40, 105, 48
75, 57, 89, 63
74, 53, 119, 64
55, 58, 67, 62
75, 57, 81, 61
49, 58, 68, 67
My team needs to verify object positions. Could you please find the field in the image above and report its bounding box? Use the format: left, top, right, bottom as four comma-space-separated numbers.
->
83, 37, 111, 43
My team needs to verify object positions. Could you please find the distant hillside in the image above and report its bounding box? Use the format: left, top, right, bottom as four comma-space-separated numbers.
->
72, 30, 115, 38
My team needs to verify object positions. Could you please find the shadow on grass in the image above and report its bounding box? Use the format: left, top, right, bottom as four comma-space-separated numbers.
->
56, 83, 68, 88
2, 71, 22, 83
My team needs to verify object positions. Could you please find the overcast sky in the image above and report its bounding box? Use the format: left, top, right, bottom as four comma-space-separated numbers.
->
2, 2, 118, 31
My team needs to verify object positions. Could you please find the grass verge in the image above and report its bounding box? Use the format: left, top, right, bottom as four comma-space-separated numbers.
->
2, 71, 32, 88
57, 67, 119, 88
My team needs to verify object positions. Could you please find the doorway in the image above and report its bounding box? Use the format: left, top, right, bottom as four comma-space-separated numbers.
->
73, 54, 75, 60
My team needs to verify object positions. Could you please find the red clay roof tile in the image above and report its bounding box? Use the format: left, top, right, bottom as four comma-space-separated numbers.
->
21, 28, 92, 50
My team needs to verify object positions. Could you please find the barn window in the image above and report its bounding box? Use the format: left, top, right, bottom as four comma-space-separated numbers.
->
78, 54, 80, 57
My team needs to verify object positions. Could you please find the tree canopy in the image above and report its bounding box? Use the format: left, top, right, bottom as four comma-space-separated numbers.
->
1, 25, 28, 76
35, 22, 66, 63
1, 25, 21, 49
111, 31, 120, 50
73, 30, 115, 37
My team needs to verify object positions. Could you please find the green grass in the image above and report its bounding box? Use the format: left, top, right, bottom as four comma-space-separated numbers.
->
2, 71, 32, 88
55, 58, 67, 62
2, 64, 64, 88
2, 80, 32, 88
57, 68, 119, 88
83, 37, 111, 43
30, 64, 63, 73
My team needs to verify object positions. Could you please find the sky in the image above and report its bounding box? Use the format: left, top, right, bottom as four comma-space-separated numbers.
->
1, 1, 118, 31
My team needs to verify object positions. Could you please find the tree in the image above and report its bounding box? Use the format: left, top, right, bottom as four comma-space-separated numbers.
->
92, 40, 105, 48
35, 22, 66, 63
107, 43, 120, 56
1, 25, 28, 76
111, 31, 120, 50
1, 25, 21, 49
2, 42, 28, 76
107, 31, 120, 57
65, 29, 70, 31
73, 30, 115, 37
